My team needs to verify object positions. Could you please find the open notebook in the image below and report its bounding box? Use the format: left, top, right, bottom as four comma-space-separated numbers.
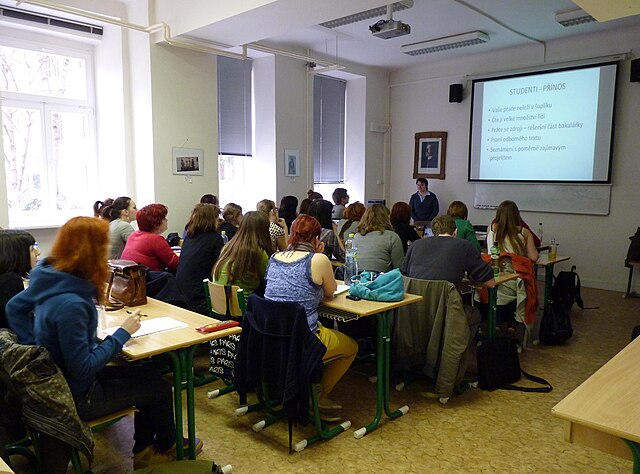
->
334, 284, 350, 296
104, 316, 187, 338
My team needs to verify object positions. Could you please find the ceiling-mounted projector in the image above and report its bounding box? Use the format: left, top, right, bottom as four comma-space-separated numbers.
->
369, 19, 411, 39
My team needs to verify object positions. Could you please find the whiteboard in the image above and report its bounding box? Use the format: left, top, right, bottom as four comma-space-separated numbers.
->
473, 183, 611, 215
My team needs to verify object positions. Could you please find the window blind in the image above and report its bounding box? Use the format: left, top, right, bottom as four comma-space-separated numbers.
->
218, 56, 252, 157
313, 75, 345, 183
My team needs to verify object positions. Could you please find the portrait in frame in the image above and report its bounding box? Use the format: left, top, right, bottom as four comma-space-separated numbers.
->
284, 149, 300, 177
414, 131, 447, 180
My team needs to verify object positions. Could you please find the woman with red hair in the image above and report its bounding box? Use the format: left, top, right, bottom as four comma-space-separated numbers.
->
264, 215, 357, 416
6, 217, 180, 468
122, 204, 179, 273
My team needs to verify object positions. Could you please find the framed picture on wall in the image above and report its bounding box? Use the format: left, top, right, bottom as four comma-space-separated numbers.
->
284, 149, 300, 177
414, 131, 447, 180
172, 147, 204, 176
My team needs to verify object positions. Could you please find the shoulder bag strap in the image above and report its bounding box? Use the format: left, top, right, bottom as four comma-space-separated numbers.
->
339, 220, 354, 241
502, 369, 553, 393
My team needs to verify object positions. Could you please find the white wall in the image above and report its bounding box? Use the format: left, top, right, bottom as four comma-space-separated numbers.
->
388, 26, 640, 291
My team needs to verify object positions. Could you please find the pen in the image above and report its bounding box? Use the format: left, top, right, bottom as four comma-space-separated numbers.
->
127, 310, 148, 317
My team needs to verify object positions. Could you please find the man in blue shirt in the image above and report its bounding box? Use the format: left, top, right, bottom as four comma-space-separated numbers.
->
409, 178, 439, 223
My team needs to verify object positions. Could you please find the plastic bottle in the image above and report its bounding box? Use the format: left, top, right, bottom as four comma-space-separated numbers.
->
537, 222, 544, 244
344, 233, 358, 284
548, 238, 557, 260
220, 230, 228, 246
490, 242, 500, 276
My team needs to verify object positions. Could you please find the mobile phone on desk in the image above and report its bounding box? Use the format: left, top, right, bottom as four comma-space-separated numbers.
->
195, 320, 240, 333
345, 294, 361, 301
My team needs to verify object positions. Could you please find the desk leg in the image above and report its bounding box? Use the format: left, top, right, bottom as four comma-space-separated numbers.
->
624, 440, 640, 474
543, 263, 555, 313
487, 287, 497, 342
354, 309, 409, 439
382, 309, 409, 419
165, 351, 184, 460
183, 345, 198, 460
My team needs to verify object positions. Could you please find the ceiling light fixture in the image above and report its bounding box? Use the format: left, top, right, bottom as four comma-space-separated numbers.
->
401, 31, 489, 56
320, 0, 413, 29
554, 8, 597, 27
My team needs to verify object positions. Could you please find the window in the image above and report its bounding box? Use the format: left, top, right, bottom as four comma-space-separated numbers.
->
0, 38, 96, 227
313, 75, 346, 184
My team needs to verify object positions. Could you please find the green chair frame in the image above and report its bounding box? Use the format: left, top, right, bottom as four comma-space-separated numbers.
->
203, 279, 245, 395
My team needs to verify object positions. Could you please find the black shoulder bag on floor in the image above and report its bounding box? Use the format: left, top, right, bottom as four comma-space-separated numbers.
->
477, 337, 552, 392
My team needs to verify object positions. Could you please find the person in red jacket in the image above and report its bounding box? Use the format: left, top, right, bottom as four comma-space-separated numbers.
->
122, 204, 179, 273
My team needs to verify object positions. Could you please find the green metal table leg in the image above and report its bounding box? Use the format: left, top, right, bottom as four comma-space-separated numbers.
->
183, 345, 199, 460
488, 286, 498, 341
383, 309, 409, 419
624, 439, 640, 474
165, 351, 184, 461
543, 263, 555, 313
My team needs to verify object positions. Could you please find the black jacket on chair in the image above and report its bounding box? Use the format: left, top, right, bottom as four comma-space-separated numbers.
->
235, 295, 326, 425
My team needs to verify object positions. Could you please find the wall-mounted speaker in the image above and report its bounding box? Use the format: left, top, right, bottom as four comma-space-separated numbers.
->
631, 58, 640, 82
449, 84, 463, 103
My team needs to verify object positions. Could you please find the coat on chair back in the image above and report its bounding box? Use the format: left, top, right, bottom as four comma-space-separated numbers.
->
235, 295, 326, 425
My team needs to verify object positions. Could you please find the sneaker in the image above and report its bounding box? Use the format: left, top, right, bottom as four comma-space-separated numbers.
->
318, 397, 342, 411
133, 445, 174, 469
164, 437, 204, 457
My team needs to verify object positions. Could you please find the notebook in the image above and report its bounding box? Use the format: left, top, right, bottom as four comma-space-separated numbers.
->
334, 284, 350, 296
104, 316, 188, 338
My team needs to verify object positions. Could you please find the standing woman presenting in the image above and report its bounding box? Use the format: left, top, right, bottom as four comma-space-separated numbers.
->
6, 217, 181, 468
107, 196, 137, 259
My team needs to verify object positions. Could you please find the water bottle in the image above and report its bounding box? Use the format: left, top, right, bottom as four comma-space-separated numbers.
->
490, 243, 500, 276
537, 222, 544, 244
220, 230, 228, 246
344, 233, 358, 284
548, 238, 557, 260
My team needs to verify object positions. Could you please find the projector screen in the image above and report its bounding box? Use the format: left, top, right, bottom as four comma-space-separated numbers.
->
468, 62, 617, 183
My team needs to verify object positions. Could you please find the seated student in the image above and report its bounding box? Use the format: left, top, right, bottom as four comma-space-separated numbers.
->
213, 211, 272, 301
218, 203, 243, 240
6, 217, 185, 469
298, 198, 312, 215
257, 199, 288, 253
278, 196, 298, 230
352, 204, 404, 273
264, 215, 357, 413
93, 198, 113, 219
337, 202, 365, 242
484, 200, 539, 327
122, 204, 179, 273
107, 196, 138, 260
402, 215, 495, 291
0, 230, 39, 328
308, 199, 345, 262
176, 204, 224, 315
331, 188, 349, 220
199, 194, 218, 206
390, 202, 421, 254
489, 201, 541, 248
307, 190, 323, 201
447, 201, 481, 252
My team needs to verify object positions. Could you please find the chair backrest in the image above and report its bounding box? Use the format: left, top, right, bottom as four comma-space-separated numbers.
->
472, 224, 488, 232
203, 279, 245, 318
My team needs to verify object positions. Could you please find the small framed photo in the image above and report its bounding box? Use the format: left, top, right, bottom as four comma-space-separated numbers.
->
172, 147, 204, 176
414, 131, 447, 180
284, 149, 300, 177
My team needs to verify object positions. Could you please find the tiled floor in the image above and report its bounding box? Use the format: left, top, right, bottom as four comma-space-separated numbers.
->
18, 286, 640, 473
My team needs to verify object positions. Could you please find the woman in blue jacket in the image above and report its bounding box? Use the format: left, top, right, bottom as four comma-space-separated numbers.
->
6, 217, 181, 469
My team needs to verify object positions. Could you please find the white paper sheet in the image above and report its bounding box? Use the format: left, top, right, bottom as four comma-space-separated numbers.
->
104, 316, 188, 338
334, 284, 350, 296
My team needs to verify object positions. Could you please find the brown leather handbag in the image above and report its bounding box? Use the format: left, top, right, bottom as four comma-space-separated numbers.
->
107, 260, 148, 307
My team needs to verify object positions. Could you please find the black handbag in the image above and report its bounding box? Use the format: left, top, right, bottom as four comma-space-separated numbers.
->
477, 337, 552, 392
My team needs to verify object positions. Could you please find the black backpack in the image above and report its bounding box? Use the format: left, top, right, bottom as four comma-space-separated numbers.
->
539, 285, 573, 345
626, 227, 640, 267
553, 266, 584, 311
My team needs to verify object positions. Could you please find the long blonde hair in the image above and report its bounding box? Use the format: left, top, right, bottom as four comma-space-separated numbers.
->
357, 204, 392, 236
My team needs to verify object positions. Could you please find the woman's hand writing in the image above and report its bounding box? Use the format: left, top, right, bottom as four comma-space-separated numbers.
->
121, 309, 142, 335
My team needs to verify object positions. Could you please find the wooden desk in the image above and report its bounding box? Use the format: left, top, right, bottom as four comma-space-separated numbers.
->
99, 298, 240, 460
0, 457, 14, 474
486, 272, 519, 341
552, 337, 640, 469
535, 255, 571, 313
319, 288, 422, 439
